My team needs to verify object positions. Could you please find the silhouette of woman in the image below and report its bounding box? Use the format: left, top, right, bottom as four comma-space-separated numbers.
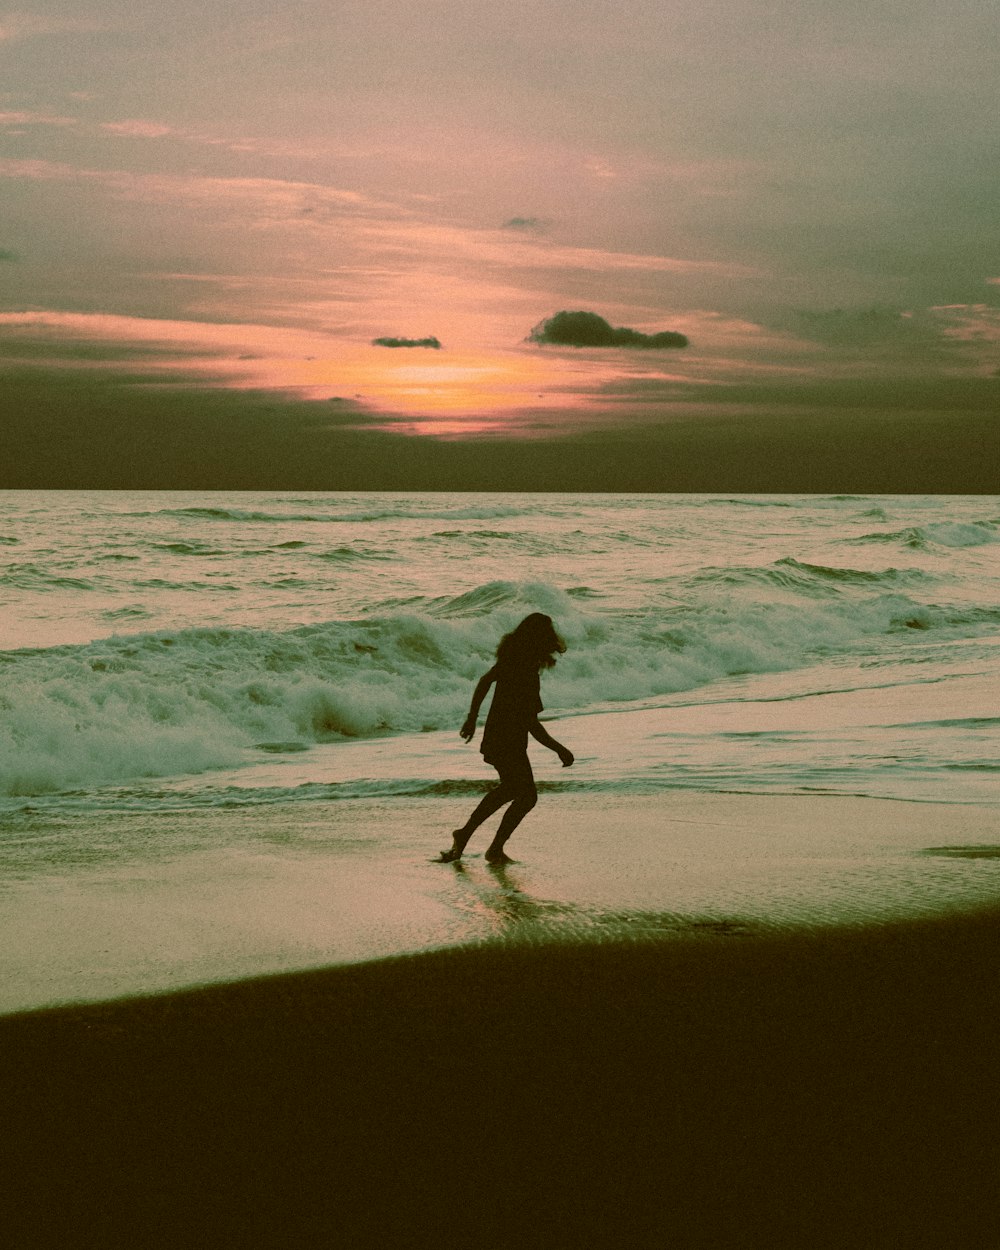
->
437, 613, 574, 864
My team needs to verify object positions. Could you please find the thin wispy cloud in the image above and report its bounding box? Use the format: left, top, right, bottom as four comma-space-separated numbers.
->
0, 157, 77, 180
0, 12, 107, 43
0, 157, 384, 216
933, 304, 1000, 349
0, 310, 346, 362
355, 220, 752, 279
583, 156, 618, 182
100, 120, 175, 139
0, 110, 77, 128
96, 118, 336, 161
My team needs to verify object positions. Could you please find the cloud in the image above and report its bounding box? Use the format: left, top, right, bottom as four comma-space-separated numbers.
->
0, 110, 77, 128
356, 220, 748, 278
100, 120, 176, 140
932, 303, 1000, 350
0, 157, 78, 181
0, 157, 371, 207
0, 307, 352, 365
0, 13, 105, 43
791, 306, 929, 349
529, 310, 688, 350
594, 373, 1000, 416
2, 361, 993, 494
584, 156, 618, 181
372, 336, 442, 349
502, 216, 545, 232
776, 303, 1000, 372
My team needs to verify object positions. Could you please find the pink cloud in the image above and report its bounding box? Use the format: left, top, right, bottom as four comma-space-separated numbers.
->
0, 157, 381, 218
100, 120, 176, 139
932, 303, 1000, 346
0, 110, 77, 127
356, 220, 755, 279
0, 13, 107, 43
0, 157, 78, 180
0, 310, 338, 356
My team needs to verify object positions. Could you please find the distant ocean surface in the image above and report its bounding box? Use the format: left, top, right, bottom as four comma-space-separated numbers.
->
2, 492, 998, 830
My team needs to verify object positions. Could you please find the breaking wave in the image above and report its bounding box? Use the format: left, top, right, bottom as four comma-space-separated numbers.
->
2, 576, 995, 797
852, 520, 999, 550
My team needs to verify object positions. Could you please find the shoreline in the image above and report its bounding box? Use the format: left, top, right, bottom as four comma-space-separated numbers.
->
5, 906, 1000, 1247
3, 789, 999, 1014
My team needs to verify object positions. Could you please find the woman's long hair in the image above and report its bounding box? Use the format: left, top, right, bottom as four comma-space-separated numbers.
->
496, 613, 566, 671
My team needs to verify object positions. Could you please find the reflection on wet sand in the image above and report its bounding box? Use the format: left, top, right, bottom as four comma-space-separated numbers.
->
442, 857, 758, 944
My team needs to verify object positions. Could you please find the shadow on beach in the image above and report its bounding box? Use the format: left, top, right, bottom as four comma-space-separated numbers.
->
4, 906, 1000, 1248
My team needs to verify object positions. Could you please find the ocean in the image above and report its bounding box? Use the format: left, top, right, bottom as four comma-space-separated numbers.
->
3, 489, 999, 1010
2, 491, 996, 824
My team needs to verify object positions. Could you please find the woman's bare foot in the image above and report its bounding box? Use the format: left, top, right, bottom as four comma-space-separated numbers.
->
435, 830, 471, 862
485, 850, 515, 866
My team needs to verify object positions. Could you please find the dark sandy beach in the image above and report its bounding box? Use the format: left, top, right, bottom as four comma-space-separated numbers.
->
5, 905, 1000, 1249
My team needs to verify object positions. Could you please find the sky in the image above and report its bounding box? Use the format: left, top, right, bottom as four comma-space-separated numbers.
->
1, 0, 997, 488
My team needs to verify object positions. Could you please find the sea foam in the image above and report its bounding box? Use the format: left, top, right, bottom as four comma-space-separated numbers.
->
2, 576, 993, 796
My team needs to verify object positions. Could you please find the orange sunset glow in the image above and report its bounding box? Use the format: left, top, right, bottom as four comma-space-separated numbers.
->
1, 1, 995, 487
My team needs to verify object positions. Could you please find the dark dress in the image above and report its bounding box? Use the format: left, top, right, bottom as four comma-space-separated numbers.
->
480, 661, 542, 768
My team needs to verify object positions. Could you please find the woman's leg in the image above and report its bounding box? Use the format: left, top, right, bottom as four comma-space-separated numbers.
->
438, 756, 535, 861
449, 784, 513, 853
484, 757, 537, 862
438, 763, 518, 860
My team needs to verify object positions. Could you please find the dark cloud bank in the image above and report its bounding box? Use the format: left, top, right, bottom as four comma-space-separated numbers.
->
530, 310, 689, 350
2, 363, 995, 492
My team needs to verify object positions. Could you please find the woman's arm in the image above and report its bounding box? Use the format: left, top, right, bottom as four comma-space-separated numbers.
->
529, 718, 574, 766
460, 666, 497, 741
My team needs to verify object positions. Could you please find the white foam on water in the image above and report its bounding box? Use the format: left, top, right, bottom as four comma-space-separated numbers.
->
3, 572, 997, 796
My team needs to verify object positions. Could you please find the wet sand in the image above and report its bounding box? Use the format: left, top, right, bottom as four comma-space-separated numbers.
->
4, 791, 1000, 1013
3, 791, 1000, 1247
